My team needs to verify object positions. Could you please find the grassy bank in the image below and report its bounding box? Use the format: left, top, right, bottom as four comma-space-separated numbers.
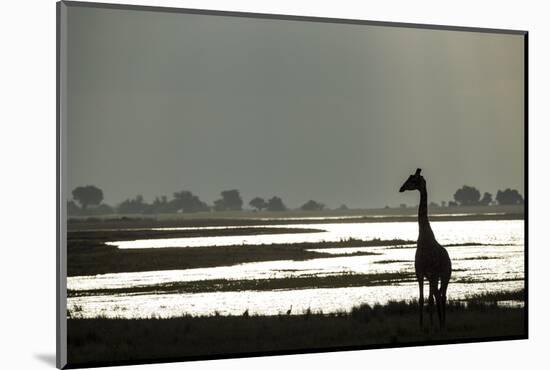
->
68, 205, 524, 231
68, 271, 419, 297
67, 294, 526, 368
67, 238, 410, 277
67, 234, 517, 277
69, 226, 324, 243
68, 271, 521, 297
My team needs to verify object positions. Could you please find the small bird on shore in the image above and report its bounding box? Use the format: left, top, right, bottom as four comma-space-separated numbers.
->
286, 305, 293, 315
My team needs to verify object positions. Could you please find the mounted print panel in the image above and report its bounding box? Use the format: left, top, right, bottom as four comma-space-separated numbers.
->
57, 1, 527, 368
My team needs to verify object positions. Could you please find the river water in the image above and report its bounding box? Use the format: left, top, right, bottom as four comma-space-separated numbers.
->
67, 219, 524, 318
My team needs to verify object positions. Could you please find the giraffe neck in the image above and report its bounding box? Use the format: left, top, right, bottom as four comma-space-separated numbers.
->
418, 186, 434, 240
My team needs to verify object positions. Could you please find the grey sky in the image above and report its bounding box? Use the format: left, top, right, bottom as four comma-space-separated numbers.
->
66, 5, 524, 209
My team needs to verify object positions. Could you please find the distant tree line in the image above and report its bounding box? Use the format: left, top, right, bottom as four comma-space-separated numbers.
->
67, 186, 333, 216
447, 185, 524, 207
248, 196, 288, 212
391, 184, 523, 209
68, 183, 524, 216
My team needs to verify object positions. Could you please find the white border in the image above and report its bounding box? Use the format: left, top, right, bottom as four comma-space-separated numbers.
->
2, 1, 548, 369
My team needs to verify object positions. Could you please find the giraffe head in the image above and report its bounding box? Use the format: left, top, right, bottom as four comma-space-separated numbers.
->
399, 168, 426, 192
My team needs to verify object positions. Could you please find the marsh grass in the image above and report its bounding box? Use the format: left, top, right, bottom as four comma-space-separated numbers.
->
67, 205, 524, 231
461, 290, 524, 302
67, 291, 525, 367
374, 259, 410, 264
67, 237, 408, 276
68, 272, 418, 297
69, 226, 324, 244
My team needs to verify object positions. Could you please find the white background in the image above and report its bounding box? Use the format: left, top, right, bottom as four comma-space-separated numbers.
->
0, 0, 547, 369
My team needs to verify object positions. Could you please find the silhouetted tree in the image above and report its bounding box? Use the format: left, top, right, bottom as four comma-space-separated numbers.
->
300, 200, 325, 211
453, 185, 481, 206
118, 195, 148, 214
266, 196, 286, 211
441, 201, 447, 208
479, 192, 493, 206
448, 201, 458, 207
429, 201, 440, 208
496, 188, 524, 205
172, 191, 209, 213
72, 185, 103, 210
153, 195, 165, 207
149, 195, 177, 213
214, 189, 243, 211
338, 204, 348, 210
249, 197, 267, 211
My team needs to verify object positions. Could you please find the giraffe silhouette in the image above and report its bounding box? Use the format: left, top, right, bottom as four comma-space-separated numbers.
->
399, 168, 452, 327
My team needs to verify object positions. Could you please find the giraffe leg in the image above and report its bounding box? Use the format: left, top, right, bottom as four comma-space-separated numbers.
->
418, 277, 424, 327
440, 279, 449, 328
428, 283, 435, 326
433, 281, 442, 328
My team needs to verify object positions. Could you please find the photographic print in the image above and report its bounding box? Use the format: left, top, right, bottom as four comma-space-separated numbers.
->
57, 1, 527, 368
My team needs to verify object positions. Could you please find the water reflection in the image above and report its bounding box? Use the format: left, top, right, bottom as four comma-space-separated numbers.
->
68, 244, 523, 291
107, 220, 522, 249
68, 281, 524, 319
69, 220, 524, 318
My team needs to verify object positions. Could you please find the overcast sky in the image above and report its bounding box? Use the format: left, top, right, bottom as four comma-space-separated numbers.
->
66, 5, 524, 209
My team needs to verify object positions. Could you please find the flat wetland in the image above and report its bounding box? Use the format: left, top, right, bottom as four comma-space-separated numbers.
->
66, 206, 526, 366
68, 205, 523, 231
68, 292, 525, 367
67, 237, 404, 276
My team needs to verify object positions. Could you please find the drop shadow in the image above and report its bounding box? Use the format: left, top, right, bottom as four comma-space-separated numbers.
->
34, 353, 56, 367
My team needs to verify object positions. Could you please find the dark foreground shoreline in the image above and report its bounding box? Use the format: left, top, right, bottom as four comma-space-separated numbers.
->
66, 298, 525, 368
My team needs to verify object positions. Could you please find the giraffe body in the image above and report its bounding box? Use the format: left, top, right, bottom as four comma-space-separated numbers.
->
400, 168, 452, 327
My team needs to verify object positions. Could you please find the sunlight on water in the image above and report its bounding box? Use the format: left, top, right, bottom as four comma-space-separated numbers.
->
107, 220, 522, 249
69, 220, 524, 318
68, 280, 524, 319
68, 244, 523, 291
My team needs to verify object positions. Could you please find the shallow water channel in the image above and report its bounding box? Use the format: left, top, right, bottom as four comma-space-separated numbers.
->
67, 219, 524, 318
